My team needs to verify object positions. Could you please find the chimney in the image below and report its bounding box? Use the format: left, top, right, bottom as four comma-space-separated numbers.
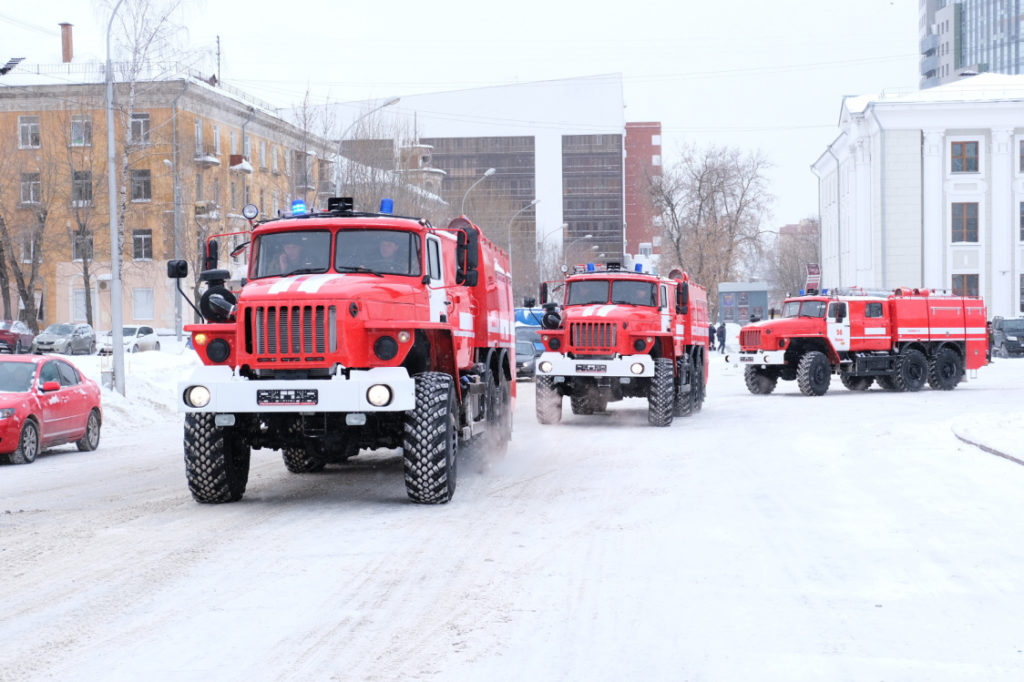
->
60, 23, 73, 63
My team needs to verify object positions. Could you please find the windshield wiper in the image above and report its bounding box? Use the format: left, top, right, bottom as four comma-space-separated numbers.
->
282, 267, 324, 277
337, 265, 384, 277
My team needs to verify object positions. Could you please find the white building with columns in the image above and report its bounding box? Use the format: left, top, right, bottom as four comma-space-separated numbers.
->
811, 73, 1024, 319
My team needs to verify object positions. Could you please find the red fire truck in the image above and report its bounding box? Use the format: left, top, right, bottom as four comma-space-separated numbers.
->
533, 264, 710, 426
733, 287, 988, 396
167, 198, 515, 504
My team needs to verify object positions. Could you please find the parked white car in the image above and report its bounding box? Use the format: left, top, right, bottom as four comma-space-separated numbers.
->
97, 326, 161, 355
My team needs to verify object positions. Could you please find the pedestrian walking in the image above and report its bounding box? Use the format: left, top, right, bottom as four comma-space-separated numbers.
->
708, 322, 716, 347
716, 322, 726, 353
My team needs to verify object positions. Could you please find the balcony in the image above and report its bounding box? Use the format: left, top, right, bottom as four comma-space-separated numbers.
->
193, 145, 221, 167
195, 201, 220, 219
229, 154, 253, 174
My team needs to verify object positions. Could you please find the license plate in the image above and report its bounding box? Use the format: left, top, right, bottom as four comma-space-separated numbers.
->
575, 363, 607, 373
738, 356, 755, 363
257, 388, 318, 406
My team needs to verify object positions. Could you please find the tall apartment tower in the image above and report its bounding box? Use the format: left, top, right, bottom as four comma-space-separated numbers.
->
920, 0, 1024, 88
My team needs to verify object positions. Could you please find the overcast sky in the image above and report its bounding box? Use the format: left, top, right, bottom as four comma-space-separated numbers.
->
1, 0, 920, 226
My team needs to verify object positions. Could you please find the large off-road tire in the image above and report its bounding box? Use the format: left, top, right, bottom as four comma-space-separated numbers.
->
184, 413, 251, 503
282, 447, 327, 473
796, 351, 831, 396
8, 419, 39, 464
76, 409, 101, 451
402, 372, 458, 504
893, 348, 928, 392
535, 376, 562, 424
570, 393, 596, 415
674, 357, 694, 417
648, 358, 675, 427
928, 347, 962, 391
875, 374, 898, 391
693, 353, 706, 413
839, 372, 874, 391
744, 365, 778, 395
484, 368, 513, 458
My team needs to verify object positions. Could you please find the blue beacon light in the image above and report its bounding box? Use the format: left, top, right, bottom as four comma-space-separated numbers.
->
291, 199, 307, 215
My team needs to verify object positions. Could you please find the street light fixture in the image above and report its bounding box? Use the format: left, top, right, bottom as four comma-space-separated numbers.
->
334, 96, 400, 198
106, 0, 126, 395
460, 167, 495, 215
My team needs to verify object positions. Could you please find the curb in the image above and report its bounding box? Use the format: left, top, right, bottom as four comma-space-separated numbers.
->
952, 427, 1024, 467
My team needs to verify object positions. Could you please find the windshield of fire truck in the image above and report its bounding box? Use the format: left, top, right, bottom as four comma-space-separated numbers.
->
611, 280, 656, 306
781, 300, 827, 318
335, 229, 422, 277
252, 230, 332, 278
567, 280, 609, 305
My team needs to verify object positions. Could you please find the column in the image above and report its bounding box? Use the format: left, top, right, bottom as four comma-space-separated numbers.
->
990, 128, 1013, 316
921, 129, 945, 288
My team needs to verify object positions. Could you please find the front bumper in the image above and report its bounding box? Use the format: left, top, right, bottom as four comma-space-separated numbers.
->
177, 365, 416, 413
729, 350, 786, 365
534, 352, 655, 378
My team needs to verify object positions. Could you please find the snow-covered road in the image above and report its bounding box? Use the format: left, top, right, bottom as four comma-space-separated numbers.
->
3, 352, 1024, 681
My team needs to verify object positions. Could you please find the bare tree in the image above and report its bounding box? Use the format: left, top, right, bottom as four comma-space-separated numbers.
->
0, 131, 60, 331
763, 217, 820, 304
650, 144, 773, 318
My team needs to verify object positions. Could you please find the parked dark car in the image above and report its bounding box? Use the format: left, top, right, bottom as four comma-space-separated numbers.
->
515, 325, 544, 354
0, 355, 102, 464
515, 339, 537, 380
0, 320, 35, 354
992, 317, 1024, 357
31, 323, 96, 355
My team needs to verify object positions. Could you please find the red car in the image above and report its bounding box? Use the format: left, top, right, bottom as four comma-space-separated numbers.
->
0, 320, 35, 354
0, 355, 102, 464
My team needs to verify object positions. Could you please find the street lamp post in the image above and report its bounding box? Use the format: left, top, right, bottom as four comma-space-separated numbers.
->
505, 198, 538, 269
334, 97, 400, 198
106, 0, 126, 395
564, 233, 595, 263
460, 167, 495, 215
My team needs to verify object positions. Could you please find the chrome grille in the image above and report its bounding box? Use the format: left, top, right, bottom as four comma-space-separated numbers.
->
248, 304, 337, 357
570, 322, 617, 352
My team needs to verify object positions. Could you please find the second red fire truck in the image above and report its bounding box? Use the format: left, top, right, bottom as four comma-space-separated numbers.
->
732, 287, 987, 396
533, 264, 710, 426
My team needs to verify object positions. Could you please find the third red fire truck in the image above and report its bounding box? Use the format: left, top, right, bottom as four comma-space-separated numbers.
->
732, 287, 987, 396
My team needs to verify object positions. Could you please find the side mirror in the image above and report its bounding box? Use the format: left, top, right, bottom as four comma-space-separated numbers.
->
455, 224, 480, 286
204, 239, 219, 271
167, 259, 188, 279
539, 283, 548, 304
677, 282, 690, 315
40, 380, 60, 392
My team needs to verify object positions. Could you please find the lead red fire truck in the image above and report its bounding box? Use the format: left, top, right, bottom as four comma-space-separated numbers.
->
167, 198, 515, 504
732, 287, 987, 396
533, 264, 710, 426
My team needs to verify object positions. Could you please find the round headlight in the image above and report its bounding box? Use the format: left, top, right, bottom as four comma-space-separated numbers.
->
549, 338, 561, 351
366, 384, 392, 407
374, 335, 399, 361
207, 338, 230, 363
397, 330, 411, 344
538, 360, 553, 373
630, 362, 645, 375
633, 338, 647, 352
185, 385, 211, 408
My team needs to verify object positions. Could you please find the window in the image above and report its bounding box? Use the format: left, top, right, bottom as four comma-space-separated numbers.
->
428, 239, 442, 280
20, 173, 41, 204
195, 172, 203, 202
951, 141, 978, 173
19, 116, 40, 148
130, 113, 150, 144
133, 288, 155, 320
230, 130, 237, 155
651, 134, 661, 146
56, 361, 80, 386
272, 146, 279, 173
1020, 140, 1024, 173
21, 235, 35, 263
865, 302, 883, 318
132, 229, 153, 260
72, 170, 92, 206
952, 274, 979, 297
244, 134, 251, 158
73, 288, 96, 321
130, 169, 151, 201
260, 140, 267, 168
652, 155, 661, 167
213, 125, 221, 154
70, 115, 92, 146
72, 232, 93, 261
1020, 202, 1024, 241
1020, 275, 1024, 313
951, 202, 978, 242
195, 118, 203, 153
